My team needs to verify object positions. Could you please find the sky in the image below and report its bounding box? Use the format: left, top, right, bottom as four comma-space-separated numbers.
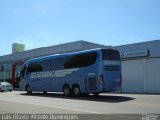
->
0, 0, 160, 56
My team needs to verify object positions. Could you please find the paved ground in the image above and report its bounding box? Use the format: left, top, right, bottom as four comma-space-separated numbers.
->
0, 91, 160, 120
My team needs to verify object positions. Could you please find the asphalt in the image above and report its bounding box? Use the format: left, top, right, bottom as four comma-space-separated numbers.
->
0, 91, 160, 120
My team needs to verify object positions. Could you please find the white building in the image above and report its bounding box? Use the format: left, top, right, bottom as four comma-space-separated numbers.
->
0, 40, 160, 93
115, 40, 160, 93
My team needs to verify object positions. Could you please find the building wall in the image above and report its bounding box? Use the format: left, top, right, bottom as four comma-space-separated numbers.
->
121, 59, 146, 93
115, 40, 160, 94
121, 57, 160, 93
146, 58, 160, 93
1, 40, 160, 93
0, 40, 107, 63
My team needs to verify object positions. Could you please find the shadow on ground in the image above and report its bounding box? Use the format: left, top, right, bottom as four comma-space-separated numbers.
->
20, 92, 135, 103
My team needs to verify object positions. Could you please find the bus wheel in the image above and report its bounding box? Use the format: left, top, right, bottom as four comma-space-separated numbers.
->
72, 85, 81, 97
63, 85, 70, 96
26, 85, 32, 94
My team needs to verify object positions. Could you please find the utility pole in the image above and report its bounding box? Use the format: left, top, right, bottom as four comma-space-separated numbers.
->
3, 64, 6, 82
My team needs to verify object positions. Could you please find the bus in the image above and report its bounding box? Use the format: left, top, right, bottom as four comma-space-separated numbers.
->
20, 48, 121, 96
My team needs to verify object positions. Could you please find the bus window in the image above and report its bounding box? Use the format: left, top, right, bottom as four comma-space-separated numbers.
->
64, 52, 97, 69
26, 63, 43, 74
102, 49, 120, 60
39, 57, 65, 71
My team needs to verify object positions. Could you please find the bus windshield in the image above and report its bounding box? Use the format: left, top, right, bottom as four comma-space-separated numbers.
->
102, 49, 120, 60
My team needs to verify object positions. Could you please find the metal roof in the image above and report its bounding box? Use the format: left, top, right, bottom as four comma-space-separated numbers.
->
0, 40, 107, 64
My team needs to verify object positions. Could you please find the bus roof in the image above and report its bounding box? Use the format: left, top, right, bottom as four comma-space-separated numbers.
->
23, 48, 109, 65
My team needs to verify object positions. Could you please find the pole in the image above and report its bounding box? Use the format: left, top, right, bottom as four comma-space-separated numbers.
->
3, 64, 6, 82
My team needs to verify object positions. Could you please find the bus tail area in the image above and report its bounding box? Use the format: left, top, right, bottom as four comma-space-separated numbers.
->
99, 62, 121, 92
98, 49, 121, 93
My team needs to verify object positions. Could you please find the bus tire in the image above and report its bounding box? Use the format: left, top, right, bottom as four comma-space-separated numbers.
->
63, 85, 71, 96
72, 84, 81, 97
26, 85, 32, 94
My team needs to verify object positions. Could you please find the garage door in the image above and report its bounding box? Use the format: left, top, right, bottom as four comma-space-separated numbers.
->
121, 59, 145, 93
146, 58, 160, 93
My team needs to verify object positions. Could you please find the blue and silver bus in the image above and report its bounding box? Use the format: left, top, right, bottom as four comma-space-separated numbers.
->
20, 48, 121, 96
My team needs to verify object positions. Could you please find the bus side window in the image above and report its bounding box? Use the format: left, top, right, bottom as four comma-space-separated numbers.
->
64, 52, 97, 69
26, 63, 43, 74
